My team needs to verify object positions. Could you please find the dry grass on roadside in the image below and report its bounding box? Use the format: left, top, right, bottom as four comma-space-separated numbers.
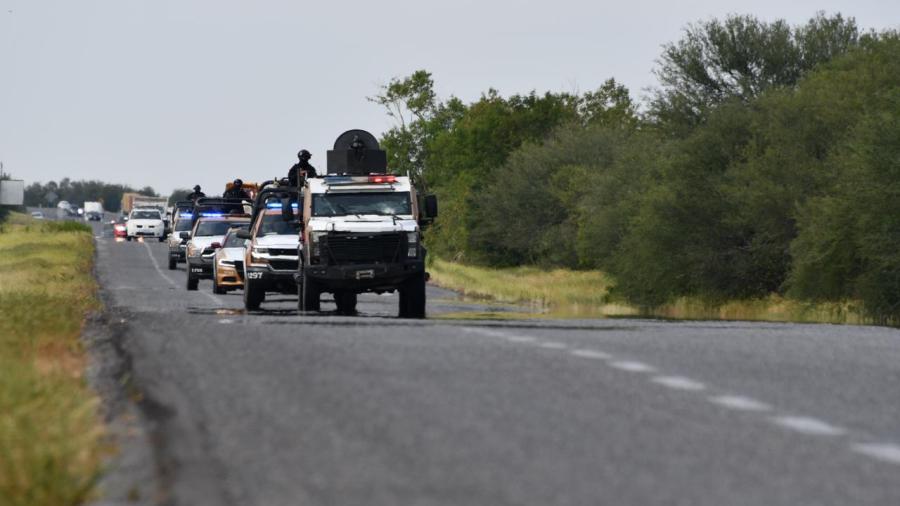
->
0, 216, 105, 506
429, 258, 870, 324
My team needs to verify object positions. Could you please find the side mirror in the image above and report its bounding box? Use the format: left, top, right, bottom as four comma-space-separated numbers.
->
211, 242, 222, 249
281, 198, 295, 221
423, 194, 438, 219
179, 232, 190, 240
123, 217, 129, 222
235, 229, 252, 240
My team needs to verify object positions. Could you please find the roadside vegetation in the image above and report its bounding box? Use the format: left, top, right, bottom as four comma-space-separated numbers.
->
430, 260, 869, 324
0, 214, 104, 506
376, 12, 900, 325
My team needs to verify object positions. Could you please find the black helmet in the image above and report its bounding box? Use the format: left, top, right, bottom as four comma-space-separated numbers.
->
234, 178, 243, 186
298, 149, 311, 160
193, 185, 201, 192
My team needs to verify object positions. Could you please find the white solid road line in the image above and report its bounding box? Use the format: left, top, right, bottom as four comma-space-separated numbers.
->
652, 376, 706, 391
570, 349, 612, 360
709, 395, 772, 412
771, 416, 847, 437
142, 242, 222, 306
609, 360, 656, 373
851, 443, 900, 465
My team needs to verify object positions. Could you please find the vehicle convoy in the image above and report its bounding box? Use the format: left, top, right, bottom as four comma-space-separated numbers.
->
236, 183, 302, 310
183, 198, 251, 290
211, 224, 252, 294
294, 130, 438, 317
83, 201, 104, 221
125, 208, 166, 241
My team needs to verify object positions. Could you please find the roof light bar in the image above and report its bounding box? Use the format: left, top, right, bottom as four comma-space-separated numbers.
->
266, 202, 299, 209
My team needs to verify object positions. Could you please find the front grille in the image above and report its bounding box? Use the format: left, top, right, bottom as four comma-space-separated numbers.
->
323, 232, 404, 265
268, 248, 297, 256
270, 260, 299, 271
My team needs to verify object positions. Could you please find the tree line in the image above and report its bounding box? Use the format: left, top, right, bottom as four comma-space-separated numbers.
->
23, 179, 161, 213
372, 13, 900, 322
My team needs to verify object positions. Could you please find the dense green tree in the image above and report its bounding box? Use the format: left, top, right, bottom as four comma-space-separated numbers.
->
650, 12, 862, 136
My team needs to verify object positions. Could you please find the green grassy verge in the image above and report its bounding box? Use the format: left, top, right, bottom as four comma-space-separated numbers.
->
429, 259, 870, 324
0, 215, 105, 506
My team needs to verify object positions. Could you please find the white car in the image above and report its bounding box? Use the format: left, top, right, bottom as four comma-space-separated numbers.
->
126, 208, 166, 242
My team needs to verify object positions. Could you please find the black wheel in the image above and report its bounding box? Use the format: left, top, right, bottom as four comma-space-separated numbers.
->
244, 278, 265, 310
398, 271, 426, 318
168, 255, 176, 270
126, 236, 132, 242
186, 271, 198, 291
299, 276, 320, 312
334, 291, 357, 315
212, 269, 227, 294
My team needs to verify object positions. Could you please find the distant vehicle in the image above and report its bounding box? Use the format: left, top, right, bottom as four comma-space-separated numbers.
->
184, 214, 251, 291
211, 224, 251, 294
83, 201, 104, 221
112, 219, 128, 238
125, 208, 166, 242
30, 211, 44, 220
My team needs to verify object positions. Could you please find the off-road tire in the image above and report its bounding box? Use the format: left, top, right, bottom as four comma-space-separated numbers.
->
168, 255, 176, 270
398, 271, 426, 319
334, 291, 358, 315
299, 276, 320, 312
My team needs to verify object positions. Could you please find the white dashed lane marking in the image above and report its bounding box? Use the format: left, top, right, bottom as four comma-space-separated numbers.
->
709, 395, 772, 412
570, 349, 612, 360
609, 360, 656, 373
652, 376, 706, 391
538, 341, 567, 349
506, 336, 537, 343
851, 443, 900, 465
771, 416, 847, 437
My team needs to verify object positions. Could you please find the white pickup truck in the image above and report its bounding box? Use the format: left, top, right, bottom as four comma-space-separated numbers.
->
126, 208, 166, 242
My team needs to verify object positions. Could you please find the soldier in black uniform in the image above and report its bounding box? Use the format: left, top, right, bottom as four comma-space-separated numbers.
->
288, 149, 317, 187
223, 179, 251, 199
186, 185, 205, 201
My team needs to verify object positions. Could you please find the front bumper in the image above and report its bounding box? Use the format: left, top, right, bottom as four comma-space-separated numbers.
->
187, 255, 215, 278
169, 244, 187, 261
303, 260, 424, 292
215, 263, 243, 288
245, 261, 298, 292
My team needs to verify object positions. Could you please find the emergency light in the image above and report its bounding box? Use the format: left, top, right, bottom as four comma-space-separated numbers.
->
266, 202, 299, 209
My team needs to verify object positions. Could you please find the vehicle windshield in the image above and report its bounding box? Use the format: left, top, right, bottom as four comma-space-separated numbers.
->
224, 226, 250, 247
195, 220, 248, 237
131, 210, 161, 220
312, 192, 411, 217
259, 213, 300, 236
174, 219, 193, 232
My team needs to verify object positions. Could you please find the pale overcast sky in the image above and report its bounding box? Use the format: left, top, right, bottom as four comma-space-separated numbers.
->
2, 0, 898, 195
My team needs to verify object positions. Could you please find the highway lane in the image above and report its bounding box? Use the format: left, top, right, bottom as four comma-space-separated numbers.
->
91, 231, 900, 506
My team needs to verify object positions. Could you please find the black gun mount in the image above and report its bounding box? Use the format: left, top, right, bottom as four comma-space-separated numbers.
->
326, 129, 388, 175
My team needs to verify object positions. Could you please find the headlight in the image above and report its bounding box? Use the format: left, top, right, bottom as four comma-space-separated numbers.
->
187, 244, 199, 257
407, 231, 418, 258
310, 232, 327, 258
218, 259, 235, 267
250, 246, 269, 264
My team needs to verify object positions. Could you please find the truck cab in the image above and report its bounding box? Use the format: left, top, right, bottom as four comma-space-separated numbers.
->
296, 130, 437, 317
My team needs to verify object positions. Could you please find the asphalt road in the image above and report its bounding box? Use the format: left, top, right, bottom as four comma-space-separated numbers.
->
89, 225, 900, 506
